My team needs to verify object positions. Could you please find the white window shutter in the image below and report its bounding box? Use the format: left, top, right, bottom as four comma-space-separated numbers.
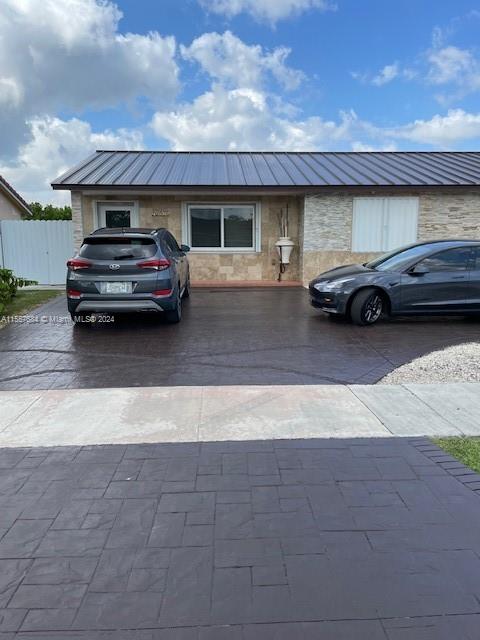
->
352, 197, 418, 252
352, 198, 384, 251
384, 197, 418, 250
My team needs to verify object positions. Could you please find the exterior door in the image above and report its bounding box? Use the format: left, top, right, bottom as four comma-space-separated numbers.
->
400, 246, 473, 312
97, 203, 138, 229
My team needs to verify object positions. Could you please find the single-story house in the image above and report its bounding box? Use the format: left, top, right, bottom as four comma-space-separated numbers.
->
52, 151, 480, 285
0, 175, 31, 220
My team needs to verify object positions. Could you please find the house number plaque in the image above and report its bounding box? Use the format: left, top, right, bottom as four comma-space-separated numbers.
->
152, 210, 170, 217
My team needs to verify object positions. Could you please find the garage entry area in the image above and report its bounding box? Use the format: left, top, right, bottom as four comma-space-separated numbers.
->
0, 287, 479, 391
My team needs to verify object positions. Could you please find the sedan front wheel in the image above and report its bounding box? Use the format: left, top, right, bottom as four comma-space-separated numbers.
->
350, 288, 384, 326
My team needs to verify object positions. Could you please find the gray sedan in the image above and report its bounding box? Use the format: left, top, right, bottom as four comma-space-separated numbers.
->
309, 239, 480, 325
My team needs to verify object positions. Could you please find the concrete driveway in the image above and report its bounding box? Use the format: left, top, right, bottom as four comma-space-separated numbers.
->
1, 288, 479, 390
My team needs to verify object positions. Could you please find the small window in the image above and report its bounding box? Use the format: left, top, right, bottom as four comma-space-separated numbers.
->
418, 247, 472, 272
187, 204, 256, 251
352, 197, 418, 252
96, 202, 139, 229
79, 238, 156, 260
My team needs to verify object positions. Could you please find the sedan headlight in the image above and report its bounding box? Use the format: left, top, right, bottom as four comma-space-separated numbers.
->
315, 278, 355, 291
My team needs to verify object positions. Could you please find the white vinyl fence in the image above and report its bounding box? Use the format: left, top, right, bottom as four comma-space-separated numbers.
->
0, 220, 74, 285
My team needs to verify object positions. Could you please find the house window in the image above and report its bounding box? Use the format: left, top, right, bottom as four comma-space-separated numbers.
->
352, 197, 418, 252
186, 204, 258, 251
96, 202, 139, 229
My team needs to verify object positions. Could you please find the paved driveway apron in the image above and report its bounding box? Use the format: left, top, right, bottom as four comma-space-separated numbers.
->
0, 288, 479, 390
0, 437, 480, 638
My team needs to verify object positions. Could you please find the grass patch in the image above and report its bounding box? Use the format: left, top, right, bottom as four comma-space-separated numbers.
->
434, 437, 480, 473
0, 289, 61, 322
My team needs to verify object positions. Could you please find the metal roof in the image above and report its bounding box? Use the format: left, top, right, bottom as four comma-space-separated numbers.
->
51, 151, 480, 189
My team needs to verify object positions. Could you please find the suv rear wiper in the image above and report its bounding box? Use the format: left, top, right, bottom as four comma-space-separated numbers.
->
112, 254, 136, 260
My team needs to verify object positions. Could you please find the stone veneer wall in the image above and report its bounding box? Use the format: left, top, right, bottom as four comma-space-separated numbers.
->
302, 189, 480, 284
77, 193, 302, 282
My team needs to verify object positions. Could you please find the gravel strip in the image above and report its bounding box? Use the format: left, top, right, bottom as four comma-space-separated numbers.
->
379, 342, 480, 384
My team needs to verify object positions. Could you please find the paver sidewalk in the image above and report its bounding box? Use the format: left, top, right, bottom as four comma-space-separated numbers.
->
1, 383, 479, 447
0, 437, 480, 638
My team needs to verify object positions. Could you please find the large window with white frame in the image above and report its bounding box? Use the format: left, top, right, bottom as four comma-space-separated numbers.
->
185, 203, 259, 251
352, 197, 418, 252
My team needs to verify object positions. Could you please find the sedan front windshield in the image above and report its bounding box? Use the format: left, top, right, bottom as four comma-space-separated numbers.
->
366, 243, 438, 272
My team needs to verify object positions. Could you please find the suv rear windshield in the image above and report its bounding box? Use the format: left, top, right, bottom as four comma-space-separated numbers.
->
79, 237, 157, 260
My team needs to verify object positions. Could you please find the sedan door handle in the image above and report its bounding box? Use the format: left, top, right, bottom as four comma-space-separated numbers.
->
452, 275, 467, 280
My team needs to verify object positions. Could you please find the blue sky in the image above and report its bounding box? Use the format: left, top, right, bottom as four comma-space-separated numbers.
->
1, 0, 480, 203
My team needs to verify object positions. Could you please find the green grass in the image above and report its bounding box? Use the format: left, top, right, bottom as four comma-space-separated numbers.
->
434, 437, 480, 473
0, 289, 61, 321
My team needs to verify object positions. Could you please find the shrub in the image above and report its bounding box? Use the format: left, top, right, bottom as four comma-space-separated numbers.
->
0, 269, 36, 315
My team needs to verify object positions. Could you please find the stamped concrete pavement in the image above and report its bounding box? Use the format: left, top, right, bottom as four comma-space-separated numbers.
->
0, 437, 480, 638
1, 289, 480, 389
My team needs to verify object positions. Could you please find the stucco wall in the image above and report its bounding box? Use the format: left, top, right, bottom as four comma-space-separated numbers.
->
77, 193, 302, 281
0, 190, 23, 220
302, 189, 480, 284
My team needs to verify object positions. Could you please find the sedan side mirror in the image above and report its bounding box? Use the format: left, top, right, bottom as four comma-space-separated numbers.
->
409, 264, 429, 276
180, 244, 190, 253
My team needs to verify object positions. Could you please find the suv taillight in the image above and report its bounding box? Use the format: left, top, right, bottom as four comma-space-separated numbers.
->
67, 258, 91, 270
137, 258, 171, 271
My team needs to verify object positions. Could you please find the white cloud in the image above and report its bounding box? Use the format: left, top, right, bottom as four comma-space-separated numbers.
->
389, 109, 480, 147
151, 86, 362, 151
198, 0, 335, 24
181, 31, 304, 91
427, 46, 476, 84
0, 0, 179, 157
0, 116, 143, 204
372, 63, 399, 86
351, 141, 397, 152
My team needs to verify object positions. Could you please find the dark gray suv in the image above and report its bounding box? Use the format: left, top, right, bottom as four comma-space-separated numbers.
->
67, 228, 190, 323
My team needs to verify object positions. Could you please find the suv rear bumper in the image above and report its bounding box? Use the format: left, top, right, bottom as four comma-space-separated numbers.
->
68, 295, 177, 314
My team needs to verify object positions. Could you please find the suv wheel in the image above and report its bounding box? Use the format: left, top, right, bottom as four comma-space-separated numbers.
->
350, 288, 384, 326
165, 291, 182, 324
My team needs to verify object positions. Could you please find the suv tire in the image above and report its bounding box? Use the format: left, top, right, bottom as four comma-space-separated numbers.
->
165, 292, 182, 324
350, 288, 384, 326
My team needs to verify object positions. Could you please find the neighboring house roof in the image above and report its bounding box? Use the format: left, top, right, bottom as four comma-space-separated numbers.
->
0, 174, 31, 215
51, 150, 480, 190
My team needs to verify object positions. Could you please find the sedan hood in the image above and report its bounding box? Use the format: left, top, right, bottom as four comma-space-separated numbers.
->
310, 263, 374, 284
